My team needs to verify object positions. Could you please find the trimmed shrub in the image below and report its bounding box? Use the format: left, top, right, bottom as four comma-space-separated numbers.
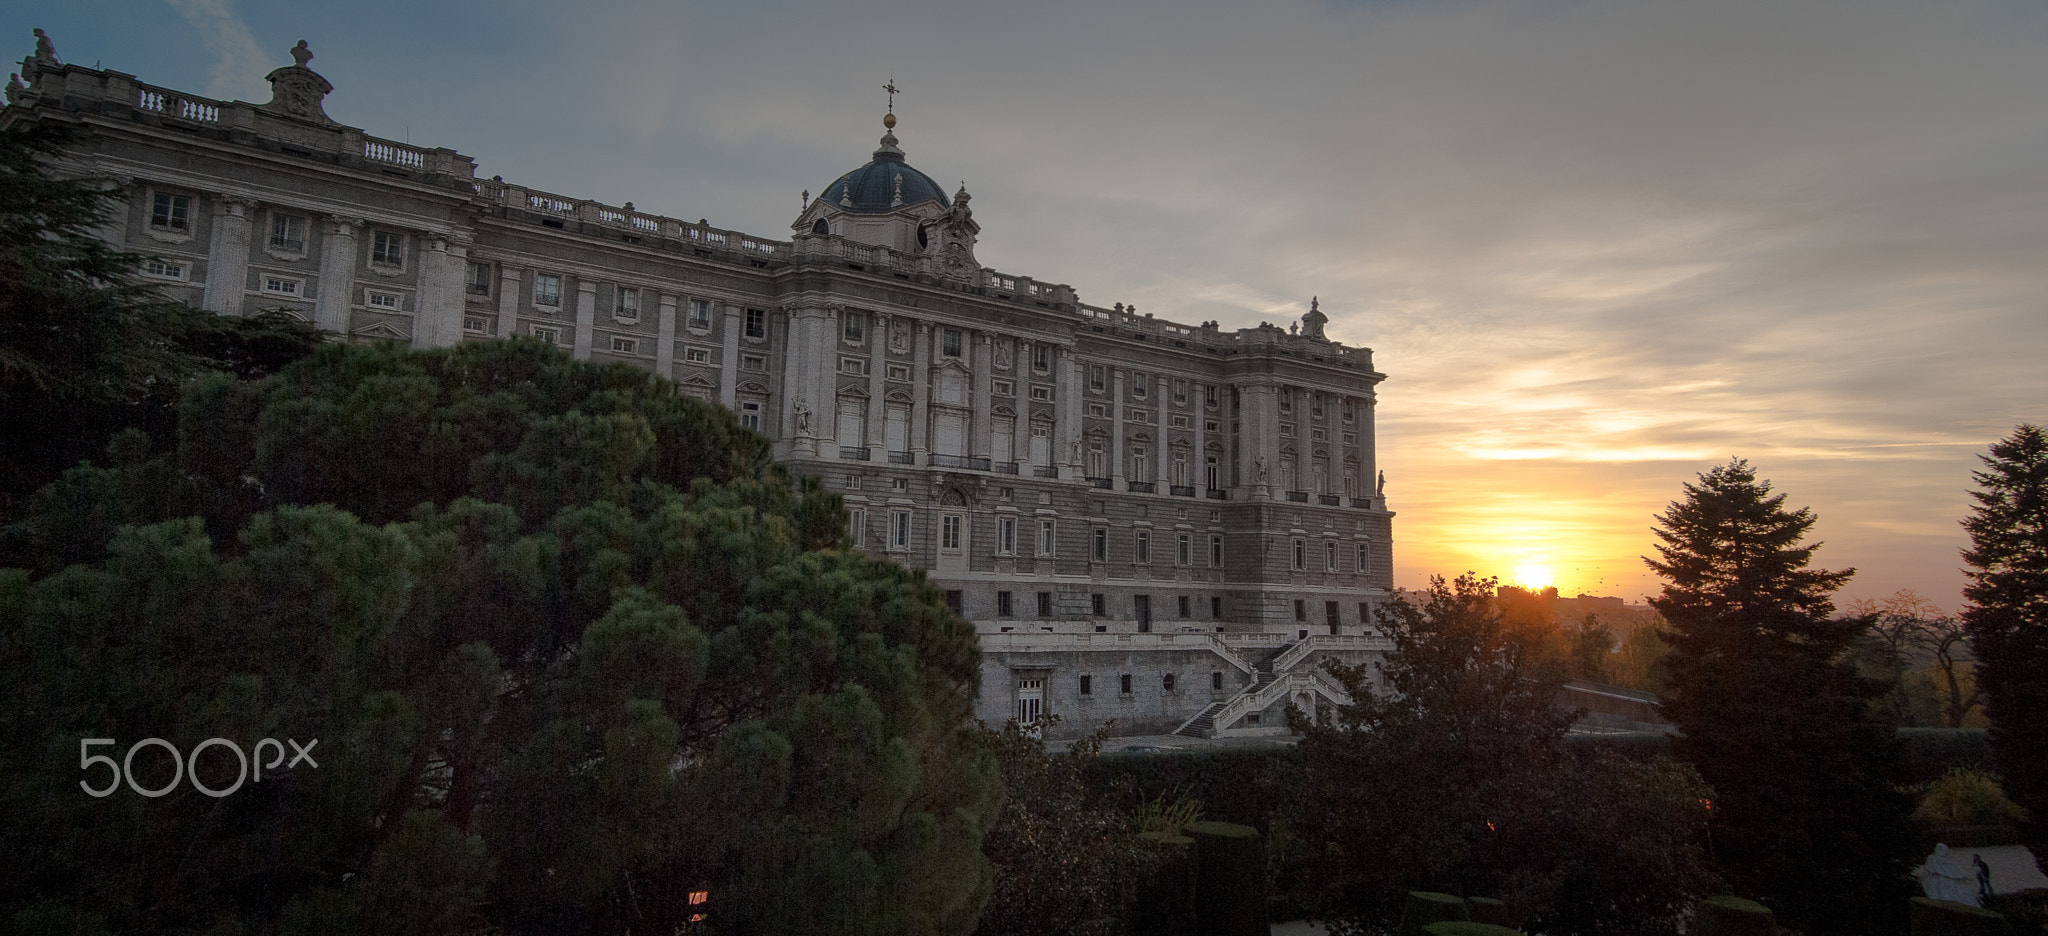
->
1188, 821, 1265, 936
1916, 769, 2025, 827
1908, 896, 2007, 936
1694, 896, 1776, 936
1465, 896, 1510, 925
1132, 833, 1196, 936
1399, 892, 1469, 936
1422, 924, 1524, 936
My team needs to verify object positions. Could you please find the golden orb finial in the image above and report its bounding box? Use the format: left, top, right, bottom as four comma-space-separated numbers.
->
883, 112, 897, 130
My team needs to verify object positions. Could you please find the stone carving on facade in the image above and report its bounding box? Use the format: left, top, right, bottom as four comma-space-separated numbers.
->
1255, 457, 1269, 485
5, 73, 22, 104
793, 401, 812, 435
1301, 296, 1328, 340
993, 337, 1011, 369
1376, 470, 1386, 496
32, 28, 56, 66
936, 184, 980, 283
890, 318, 909, 352
263, 40, 334, 123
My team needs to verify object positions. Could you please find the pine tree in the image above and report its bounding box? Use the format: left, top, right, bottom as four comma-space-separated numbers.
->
1960, 425, 2048, 874
1645, 460, 1912, 936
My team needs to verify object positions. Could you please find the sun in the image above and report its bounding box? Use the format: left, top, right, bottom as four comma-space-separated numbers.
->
1510, 563, 1556, 589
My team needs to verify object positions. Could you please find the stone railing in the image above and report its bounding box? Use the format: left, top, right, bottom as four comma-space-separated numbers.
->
1209, 672, 1353, 734
474, 179, 787, 258
1270, 633, 1392, 674
978, 631, 1256, 675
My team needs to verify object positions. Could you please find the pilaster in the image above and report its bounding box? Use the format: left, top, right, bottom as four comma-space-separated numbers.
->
1157, 373, 1172, 488
719, 305, 741, 407
1058, 346, 1080, 476
202, 197, 255, 317
1111, 368, 1126, 486
414, 230, 470, 349
1194, 381, 1209, 491
971, 331, 993, 458
572, 280, 596, 360
655, 293, 677, 377
911, 321, 931, 460
866, 313, 888, 457
495, 265, 522, 332
312, 215, 361, 334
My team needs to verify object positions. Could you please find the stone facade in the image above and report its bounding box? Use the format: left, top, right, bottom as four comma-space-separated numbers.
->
6, 37, 1394, 739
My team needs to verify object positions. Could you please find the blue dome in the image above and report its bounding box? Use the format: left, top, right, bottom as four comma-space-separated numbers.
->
821, 133, 950, 214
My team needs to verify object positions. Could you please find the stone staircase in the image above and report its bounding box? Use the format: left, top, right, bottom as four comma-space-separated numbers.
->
1173, 644, 1290, 738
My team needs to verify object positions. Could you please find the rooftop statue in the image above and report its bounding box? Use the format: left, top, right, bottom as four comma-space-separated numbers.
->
1301, 296, 1328, 340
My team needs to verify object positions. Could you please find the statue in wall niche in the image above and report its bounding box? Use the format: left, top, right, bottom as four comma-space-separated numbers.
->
793, 402, 812, 435
1301, 296, 1328, 340
1255, 457, 1269, 485
993, 338, 1011, 369
890, 319, 909, 352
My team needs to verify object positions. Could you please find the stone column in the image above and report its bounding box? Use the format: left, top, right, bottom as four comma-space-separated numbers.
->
1110, 368, 1126, 486
971, 332, 993, 459
572, 280, 597, 360
1363, 390, 1378, 506
495, 265, 522, 336
313, 215, 361, 335
1157, 374, 1173, 488
779, 307, 802, 450
911, 321, 931, 460
1238, 384, 1278, 499
1057, 346, 1079, 476
1012, 369, 1031, 472
719, 305, 741, 407
866, 313, 887, 457
1194, 381, 1208, 491
655, 292, 677, 377
413, 230, 470, 349
202, 197, 255, 317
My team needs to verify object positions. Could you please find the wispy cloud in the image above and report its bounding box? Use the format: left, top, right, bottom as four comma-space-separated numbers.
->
163, 0, 269, 102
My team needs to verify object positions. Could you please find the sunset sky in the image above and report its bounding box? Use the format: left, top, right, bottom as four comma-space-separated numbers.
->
13, 0, 2046, 611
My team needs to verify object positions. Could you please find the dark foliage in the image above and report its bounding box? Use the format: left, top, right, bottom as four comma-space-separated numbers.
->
1299, 574, 1719, 935
975, 719, 1142, 936
1646, 459, 1914, 935
0, 341, 994, 935
0, 122, 321, 526
1960, 425, 2048, 876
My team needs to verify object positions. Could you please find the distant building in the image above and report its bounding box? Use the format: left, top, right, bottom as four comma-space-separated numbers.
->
5, 35, 1396, 738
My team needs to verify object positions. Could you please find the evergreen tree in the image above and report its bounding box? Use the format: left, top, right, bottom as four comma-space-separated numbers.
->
0, 341, 996, 935
1960, 424, 2048, 873
1300, 574, 1718, 935
1646, 459, 1912, 935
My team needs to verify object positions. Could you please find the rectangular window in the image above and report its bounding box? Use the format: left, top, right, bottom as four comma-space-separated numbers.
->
1293, 539, 1306, 570
1092, 593, 1107, 617
1120, 673, 1132, 695
1210, 535, 1223, 567
1080, 674, 1092, 695
1177, 595, 1191, 618
846, 507, 865, 544
1211, 596, 1222, 619
942, 329, 962, 357
688, 298, 712, 329
946, 590, 964, 614
1357, 542, 1370, 572
611, 336, 638, 355
1038, 520, 1057, 556
941, 515, 962, 550
150, 192, 190, 231
1206, 385, 1219, 408
531, 325, 561, 344
1326, 541, 1338, 572
268, 213, 305, 252
535, 273, 562, 307
844, 313, 864, 343
741, 354, 767, 371
1030, 385, 1053, 402
994, 379, 1014, 397
463, 316, 488, 334
1327, 601, 1341, 631
1132, 374, 1147, 399
1086, 403, 1107, 418
1032, 344, 1051, 372
261, 275, 301, 297
1163, 673, 1175, 692
1280, 391, 1293, 414
1089, 365, 1106, 393
1135, 530, 1151, 564
745, 308, 766, 339
997, 590, 1013, 617
839, 356, 868, 376
684, 347, 710, 364
142, 258, 186, 279
887, 364, 910, 381
1212, 671, 1224, 690
997, 517, 1017, 555
1174, 379, 1187, 404
614, 287, 641, 321
466, 261, 491, 295
1359, 601, 1371, 624
1038, 591, 1053, 617
370, 231, 404, 267
1294, 599, 1306, 621
1093, 529, 1108, 562
739, 401, 762, 431
891, 510, 912, 549
1177, 533, 1192, 566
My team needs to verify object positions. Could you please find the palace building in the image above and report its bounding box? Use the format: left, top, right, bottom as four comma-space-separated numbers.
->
7, 35, 1394, 739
